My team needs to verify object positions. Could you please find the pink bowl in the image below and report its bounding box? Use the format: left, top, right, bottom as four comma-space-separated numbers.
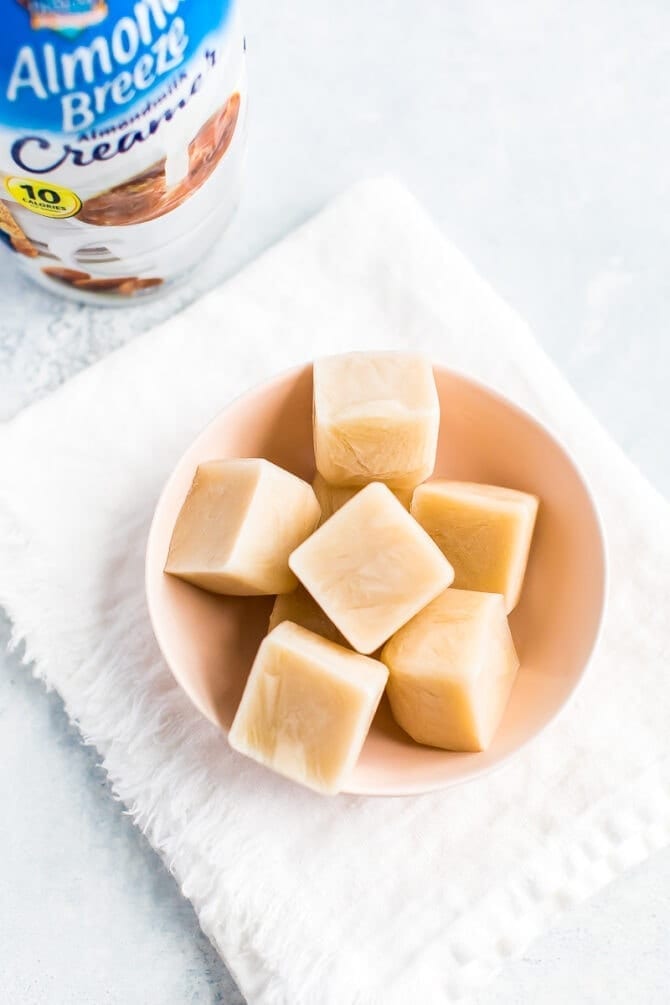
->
145, 364, 606, 795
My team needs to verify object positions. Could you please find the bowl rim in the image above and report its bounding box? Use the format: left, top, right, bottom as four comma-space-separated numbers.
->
145, 360, 609, 796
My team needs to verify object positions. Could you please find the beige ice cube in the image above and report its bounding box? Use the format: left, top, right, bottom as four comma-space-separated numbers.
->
411, 481, 539, 613
313, 351, 440, 489
165, 458, 321, 595
311, 472, 413, 524
290, 482, 454, 654
228, 621, 388, 794
268, 584, 348, 647
382, 589, 519, 752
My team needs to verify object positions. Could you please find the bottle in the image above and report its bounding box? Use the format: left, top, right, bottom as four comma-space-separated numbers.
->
0, 1, 247, 303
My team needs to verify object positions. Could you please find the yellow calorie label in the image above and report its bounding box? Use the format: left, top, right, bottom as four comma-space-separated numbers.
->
5, 176, 82, 219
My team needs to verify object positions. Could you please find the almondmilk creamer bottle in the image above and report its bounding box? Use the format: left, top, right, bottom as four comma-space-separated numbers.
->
0, 1, 246, 302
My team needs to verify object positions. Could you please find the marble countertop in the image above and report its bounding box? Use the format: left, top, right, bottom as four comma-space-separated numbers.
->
1, 1, 669, 1002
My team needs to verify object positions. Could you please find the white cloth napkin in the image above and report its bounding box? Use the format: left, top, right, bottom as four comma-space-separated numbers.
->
1, 179, 669, 1005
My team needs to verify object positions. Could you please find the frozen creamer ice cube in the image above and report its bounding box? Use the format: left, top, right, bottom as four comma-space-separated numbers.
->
382, 589, 519, 752
411, 481, 539, 613
312, 352, 440, 488
311, 472, 413, 524
165, 459, 321, 595
228, 621, 388, 793
268, 584, 348, 647
289, 482, 454, 654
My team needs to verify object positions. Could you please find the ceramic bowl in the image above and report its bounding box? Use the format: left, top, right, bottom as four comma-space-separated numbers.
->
145, 363, 606, 795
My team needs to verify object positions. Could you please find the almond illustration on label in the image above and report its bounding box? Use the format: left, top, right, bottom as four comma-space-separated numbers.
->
0, 201, 39, 256
43, 265, 163, 296
79, 92, 241, 227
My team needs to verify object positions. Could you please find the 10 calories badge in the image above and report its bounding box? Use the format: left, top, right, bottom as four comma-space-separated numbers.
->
5, 175, 82, 218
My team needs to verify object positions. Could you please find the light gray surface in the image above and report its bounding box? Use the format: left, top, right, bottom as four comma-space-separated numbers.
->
1, 1, 669, 1002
